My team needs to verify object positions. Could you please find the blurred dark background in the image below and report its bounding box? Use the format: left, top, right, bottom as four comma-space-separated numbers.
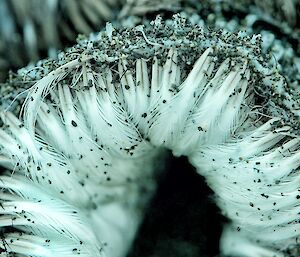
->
127, 155, 226, 257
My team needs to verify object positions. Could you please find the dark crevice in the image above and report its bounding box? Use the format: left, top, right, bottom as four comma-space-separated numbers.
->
128, 155, 226, 257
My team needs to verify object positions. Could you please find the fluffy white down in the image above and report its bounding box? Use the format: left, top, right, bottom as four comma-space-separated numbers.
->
0, 46, 299, 257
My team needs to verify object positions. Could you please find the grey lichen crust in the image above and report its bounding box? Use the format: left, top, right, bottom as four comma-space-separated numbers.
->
2, 14, 299, 130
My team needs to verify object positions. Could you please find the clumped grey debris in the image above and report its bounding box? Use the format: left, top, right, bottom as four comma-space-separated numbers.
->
2, 14, 299, 133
